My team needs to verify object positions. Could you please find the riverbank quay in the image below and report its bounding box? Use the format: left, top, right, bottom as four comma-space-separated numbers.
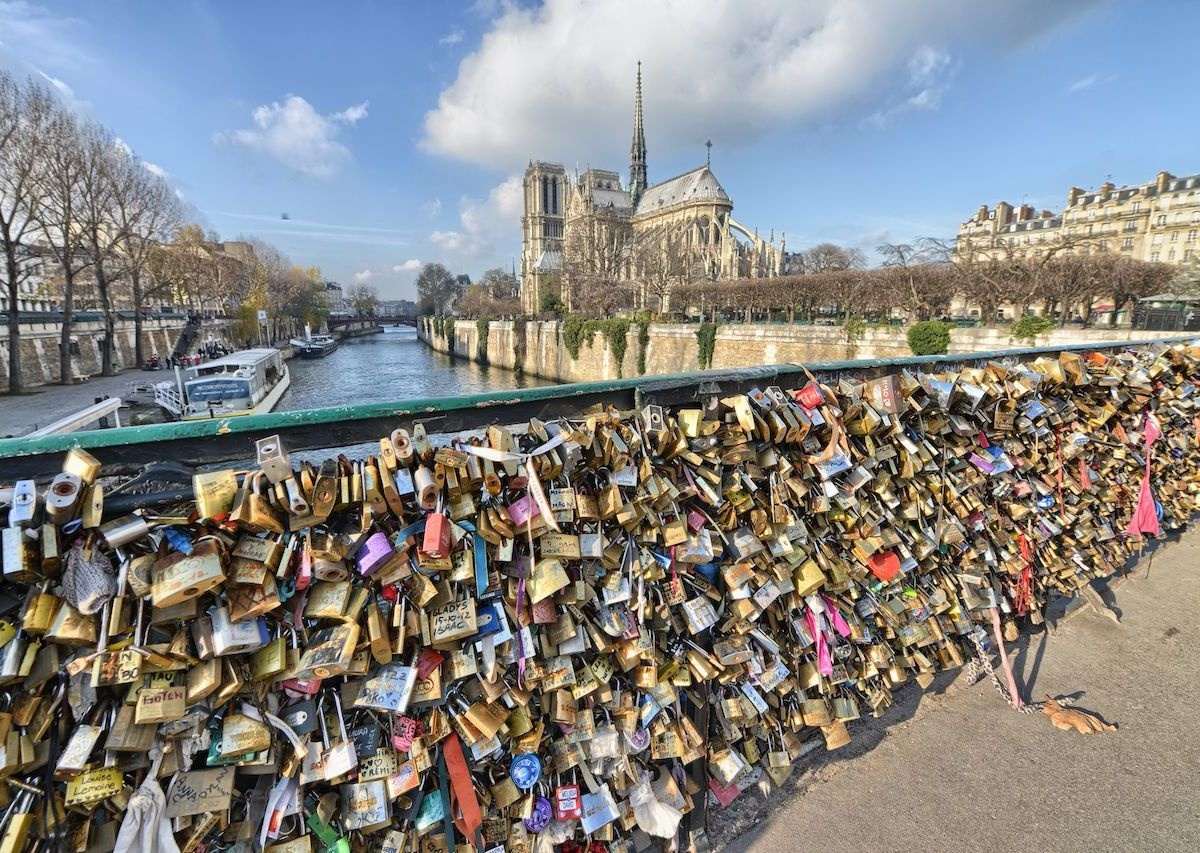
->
0, 313, 234, 390
1, 337, 1197, 851
418, 317, 1181, 384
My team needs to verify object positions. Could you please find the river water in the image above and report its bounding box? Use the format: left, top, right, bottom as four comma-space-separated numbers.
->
278, 326, 549, 411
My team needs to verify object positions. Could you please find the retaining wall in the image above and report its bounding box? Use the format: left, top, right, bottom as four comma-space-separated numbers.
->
419, 319, 1181, 384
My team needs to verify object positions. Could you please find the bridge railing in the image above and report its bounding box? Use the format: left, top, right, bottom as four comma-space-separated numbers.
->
0, 335, 1194, 479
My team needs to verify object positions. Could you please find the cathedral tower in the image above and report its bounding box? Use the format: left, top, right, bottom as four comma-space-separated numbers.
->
629, 62, 648, 208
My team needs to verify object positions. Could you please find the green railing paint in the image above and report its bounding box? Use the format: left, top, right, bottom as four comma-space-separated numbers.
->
0, 335, 1192, 478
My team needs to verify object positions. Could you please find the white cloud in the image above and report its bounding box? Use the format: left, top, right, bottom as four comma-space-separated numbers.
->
429, 175, 523, 259
422, 198, 443, 219
1067, 72, 1114, 93
143, 161, 168, 179
423, 0, 1099, 170
215, 95, 369, 178
353, 269, 374, 283
439, 28, 465, 46
392, 259, 422, 273
0, 2, 90, 71
861, 46, 956, 128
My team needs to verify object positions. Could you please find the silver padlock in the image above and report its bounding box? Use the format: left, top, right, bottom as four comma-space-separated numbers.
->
98, 514, 151, 550
44, 473, 83, 524
255, 434, 292, 484
8, 480, 37, 528
210, 604, 268, 656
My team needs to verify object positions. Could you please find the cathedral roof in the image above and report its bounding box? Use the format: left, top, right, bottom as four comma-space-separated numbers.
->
634, 166, 730, 216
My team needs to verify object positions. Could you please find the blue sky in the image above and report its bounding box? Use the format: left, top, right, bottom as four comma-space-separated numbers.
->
2, 0, 1197, 300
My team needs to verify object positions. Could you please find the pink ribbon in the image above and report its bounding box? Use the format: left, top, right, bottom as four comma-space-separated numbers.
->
806, 608, 833, 677
1126, 412, 1162, 539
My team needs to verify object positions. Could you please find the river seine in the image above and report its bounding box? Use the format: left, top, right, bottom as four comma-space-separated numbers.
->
278, 326, 549, 412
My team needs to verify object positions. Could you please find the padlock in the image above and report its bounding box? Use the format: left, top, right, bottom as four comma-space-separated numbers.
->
43, 473, 82, 524
210, 603, 268, 656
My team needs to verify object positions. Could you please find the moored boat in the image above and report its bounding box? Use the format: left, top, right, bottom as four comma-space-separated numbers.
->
154, 348, 290, 420
289, 333, 339, 359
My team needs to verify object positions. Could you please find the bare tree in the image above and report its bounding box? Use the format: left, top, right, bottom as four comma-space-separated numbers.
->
32, 105, 93, 384
0, 72, 56, 392
115, 159, 181, 366
562, 204, 632, 314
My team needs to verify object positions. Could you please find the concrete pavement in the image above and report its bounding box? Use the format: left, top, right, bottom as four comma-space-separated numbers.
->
0, 369, 163, 437
719, 532, 1200, 853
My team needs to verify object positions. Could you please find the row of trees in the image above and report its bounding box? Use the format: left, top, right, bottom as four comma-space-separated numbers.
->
1, 71, 184, 390
674, 249, 1175, 328
416, 263, 518, 317
1, 71, 329, 392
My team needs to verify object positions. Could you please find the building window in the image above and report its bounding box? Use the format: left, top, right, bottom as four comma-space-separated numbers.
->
1171, 232, 1179, 242
1186, 250, 1195, 261
1150, 251, 1160, 262
1156, 214, 1168, 226
1124, 221, 1137, 232
1098, 240, 1109, 251
1132, 201, 1142, 213
1168, 249, 1177, 261
1122, 237, 1134, 250
1153, 234, 1165, 245
1187, 230, 1197, 243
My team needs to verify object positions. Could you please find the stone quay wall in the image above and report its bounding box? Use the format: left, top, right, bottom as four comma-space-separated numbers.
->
0, 317, 232, 389
418, 319, 1182, 385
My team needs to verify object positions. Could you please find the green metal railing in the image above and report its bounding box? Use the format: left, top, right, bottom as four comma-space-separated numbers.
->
0, 335, 1193, 479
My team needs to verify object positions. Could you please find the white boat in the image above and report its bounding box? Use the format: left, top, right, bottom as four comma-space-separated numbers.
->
289, 333, 339, 359
154, 348, 290, 420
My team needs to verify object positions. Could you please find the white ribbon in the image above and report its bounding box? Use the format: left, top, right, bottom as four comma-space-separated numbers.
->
464, 433, 566, 534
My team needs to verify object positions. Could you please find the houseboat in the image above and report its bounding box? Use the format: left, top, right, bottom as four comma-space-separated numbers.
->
289, 333, 339, 359
154, 348, 290, 420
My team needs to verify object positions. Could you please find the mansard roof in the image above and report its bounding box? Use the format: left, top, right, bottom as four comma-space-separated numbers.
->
634, 165, 730, 216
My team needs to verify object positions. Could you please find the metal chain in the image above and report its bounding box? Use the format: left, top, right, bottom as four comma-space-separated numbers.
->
964, 634, 1072, 715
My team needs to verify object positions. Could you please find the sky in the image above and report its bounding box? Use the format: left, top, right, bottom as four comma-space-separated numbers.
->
2, 0, 1198, 301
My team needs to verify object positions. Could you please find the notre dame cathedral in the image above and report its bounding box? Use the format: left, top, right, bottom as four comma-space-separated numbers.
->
520, 63, 784, 315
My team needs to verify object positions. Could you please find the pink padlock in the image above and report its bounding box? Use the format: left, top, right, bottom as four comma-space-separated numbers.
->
422, 512, 451, 558
686, 509, 706, 533
356, 531, 394, 576
506, 494, 539, 527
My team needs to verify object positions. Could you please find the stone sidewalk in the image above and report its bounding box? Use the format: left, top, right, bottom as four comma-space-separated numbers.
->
719, 532, 1200, 852
0, 368, 161, 437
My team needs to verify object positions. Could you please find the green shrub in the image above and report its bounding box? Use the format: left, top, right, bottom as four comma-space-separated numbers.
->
1011, 314, 1057, 344
562, 315, 589, 360
512, 316, 527, 374
696, 322, 719, 369
604, 319, 630, 378
907, 320, 951, 356
441, 316, 456, 353
635, 313, 651, 376
475, 316, 491, 363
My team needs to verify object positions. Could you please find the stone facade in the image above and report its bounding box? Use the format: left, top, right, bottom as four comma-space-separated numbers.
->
959, 169, 1200, 268
520, 65, 783, 315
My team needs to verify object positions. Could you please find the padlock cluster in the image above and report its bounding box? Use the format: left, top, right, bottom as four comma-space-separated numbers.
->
2, 343, 1199, 853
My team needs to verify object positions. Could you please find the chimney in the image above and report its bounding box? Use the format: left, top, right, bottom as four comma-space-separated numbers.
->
995, 201, 1013, 227
1019, 204, 1034, 222
1041, 210, 1054, 219
1156, 170, 1173, 193
1101, 181, 1114, 199
977, 204, 988, 222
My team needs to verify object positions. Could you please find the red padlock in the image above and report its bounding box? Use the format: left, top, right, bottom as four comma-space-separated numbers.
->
554, 783, 582, 820
422, 511, 452, 558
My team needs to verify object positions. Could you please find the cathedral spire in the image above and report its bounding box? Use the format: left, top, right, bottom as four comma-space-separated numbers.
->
630, 61, 648, 208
